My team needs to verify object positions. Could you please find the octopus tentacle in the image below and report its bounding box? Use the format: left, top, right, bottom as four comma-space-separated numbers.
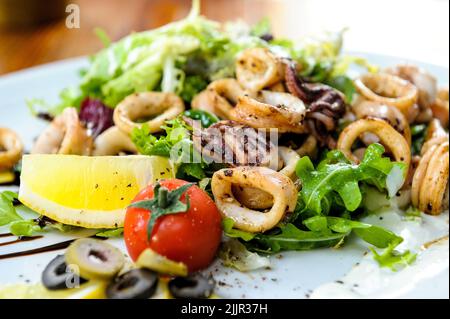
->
285, 64, 347, 147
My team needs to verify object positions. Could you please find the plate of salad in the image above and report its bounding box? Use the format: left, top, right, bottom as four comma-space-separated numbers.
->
0, 0, 448, 299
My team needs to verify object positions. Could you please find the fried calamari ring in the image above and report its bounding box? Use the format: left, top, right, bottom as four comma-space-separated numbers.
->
235, 48, 284, 92
230, 91, 307, 133
411, 141, 449, 215
337, 118, 410, 169
32, 107, 92, 155
191, 79, 247, 119
351, 100, 411, 145
93, 126, 138, 156
0, 127, 23, 171
354, 73, 418, 121
113, 92, 184, 135
232, 147, 300, 210
212, 166, 297, 233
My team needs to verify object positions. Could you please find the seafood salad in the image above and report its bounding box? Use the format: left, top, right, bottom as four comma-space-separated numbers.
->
0, 0, 448, 299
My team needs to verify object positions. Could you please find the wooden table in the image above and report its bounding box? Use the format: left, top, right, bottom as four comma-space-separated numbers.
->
0, 0, 270, 75
0, 0, 448, 75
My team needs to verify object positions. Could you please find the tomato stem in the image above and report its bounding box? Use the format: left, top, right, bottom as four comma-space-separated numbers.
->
157, 187, 169, 208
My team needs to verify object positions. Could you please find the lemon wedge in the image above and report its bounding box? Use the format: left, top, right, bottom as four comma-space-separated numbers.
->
19, 155, 175, 228
0, 281, 107, 299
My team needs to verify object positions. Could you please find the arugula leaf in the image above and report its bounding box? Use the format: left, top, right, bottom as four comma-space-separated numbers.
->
222, 218, 256, 242
129, 182, 194, 240
0, 192, 22, 226
95, 228, 124, 238
296, 143, 406, 215
247, 224, 346, 254
371, 239, 417, 271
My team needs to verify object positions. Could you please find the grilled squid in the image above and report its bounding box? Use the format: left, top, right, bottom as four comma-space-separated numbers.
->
235, 48, 284, 92
337, 118, 411, 170
233, 147, 300, 210
385, 64, 437, 110
285, 64, 347, 147
296, 135, 318, 158
211, 166, 297, 233
354, 73, 419, 122
191, 79, 247, 119
421, 119, 448, 155
0, 127, 23, 171
411, 132, 449, 215
93, 126, 137, 156
430, 87, 449, 128
351, 99, 411, 145
113, 92, 184, 135
32, 107, 92, 155
192, 120, 280, 170
229, 90, 307, 133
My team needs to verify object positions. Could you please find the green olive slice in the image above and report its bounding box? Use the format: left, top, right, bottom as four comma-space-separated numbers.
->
136, 248, 188, 277
65, 238, 125, 280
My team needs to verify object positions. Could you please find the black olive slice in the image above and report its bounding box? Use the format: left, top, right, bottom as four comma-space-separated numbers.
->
168, 274, 215, 299
106, 269, 158, 299
41, 255, 86, 290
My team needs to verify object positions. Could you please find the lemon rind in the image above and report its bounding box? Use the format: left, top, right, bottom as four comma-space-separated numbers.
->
19, 182, 126, 228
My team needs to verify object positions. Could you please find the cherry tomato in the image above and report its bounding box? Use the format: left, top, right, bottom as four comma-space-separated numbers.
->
124, 179, 222, 272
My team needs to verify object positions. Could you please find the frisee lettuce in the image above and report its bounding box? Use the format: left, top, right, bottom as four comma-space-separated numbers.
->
131, 116, 209, 181
28, 0, 376, 115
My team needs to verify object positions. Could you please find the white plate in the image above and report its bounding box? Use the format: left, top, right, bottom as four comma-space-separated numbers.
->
0, 53, 448, 299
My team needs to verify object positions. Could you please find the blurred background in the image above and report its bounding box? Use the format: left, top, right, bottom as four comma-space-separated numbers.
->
0, 0, 448, 75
